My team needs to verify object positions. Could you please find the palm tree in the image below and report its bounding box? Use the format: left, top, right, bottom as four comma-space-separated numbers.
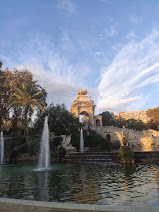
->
10, 82, 46, 139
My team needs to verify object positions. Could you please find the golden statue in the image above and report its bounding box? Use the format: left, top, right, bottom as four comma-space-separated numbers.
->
77, 89, 88, 95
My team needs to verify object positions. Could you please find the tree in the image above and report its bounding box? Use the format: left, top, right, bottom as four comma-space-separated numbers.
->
146, 107, 159, 130
0, 61, 47, 134
10, 82, 46, 139
112, 117, 125, 128
124, 119, 145, 131
33, 103, 81, 137
0, 65, 34, 131
100, 111, 114, 126
0, 66, 11, 128
0, 60, 2, 69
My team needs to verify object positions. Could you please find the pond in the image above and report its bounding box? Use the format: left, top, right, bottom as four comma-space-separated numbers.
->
0, 162, 159, 206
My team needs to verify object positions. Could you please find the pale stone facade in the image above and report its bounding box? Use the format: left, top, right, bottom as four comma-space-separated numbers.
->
70, 89, 102, 128
96, 126, 159, 151
70, 90, 159, 152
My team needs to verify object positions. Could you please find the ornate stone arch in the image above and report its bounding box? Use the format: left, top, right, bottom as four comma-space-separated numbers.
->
70, 89, 96, 128
96, 119, 100, 126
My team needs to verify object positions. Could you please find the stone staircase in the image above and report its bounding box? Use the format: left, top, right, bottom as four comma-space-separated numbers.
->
135, 151, 159, 163
65, 152, 113, 163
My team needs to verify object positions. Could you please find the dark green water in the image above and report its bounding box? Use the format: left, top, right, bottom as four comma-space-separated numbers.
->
0, 162, 159, 206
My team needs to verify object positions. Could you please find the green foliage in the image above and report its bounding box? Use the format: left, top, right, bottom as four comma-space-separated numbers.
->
122, 136, 128, 146
100, 111, 114, 126
0, 60, 2, 69
113, 118, 145, 131
28, 140, 40, 155
118, 146, 134, 162
124, 119, 145, 131
111, 140, 121, 149
50, 137, 66, 162
10, 82, 46, 139
98, 140, 111, 150
0, 62, 47, 135
0, 66, 34, 130
84, 133, 111, 150
50, 150, 59, 160
100, 110, 145, 131
32, 103, 82, 137
69, 131, 111, 151
5, 136, 26, 159
70, 133, 80, 150
146, 107, 159, 130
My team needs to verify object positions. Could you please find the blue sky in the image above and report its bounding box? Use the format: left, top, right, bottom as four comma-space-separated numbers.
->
1, 0, 159, 115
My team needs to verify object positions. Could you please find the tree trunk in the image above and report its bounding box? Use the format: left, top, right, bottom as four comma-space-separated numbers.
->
24, 106, 31, 153
24, 106, 29, 141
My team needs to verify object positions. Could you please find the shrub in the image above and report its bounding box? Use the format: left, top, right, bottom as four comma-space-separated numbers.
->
29, 140, 40, 155
5, 136, 26, 160
71, 133, 80, 150
111, 140, 121, 149
118, 146, 134, 162
70, 131, 112, 151
98, 140, 111, 150
84, 133, 111, 150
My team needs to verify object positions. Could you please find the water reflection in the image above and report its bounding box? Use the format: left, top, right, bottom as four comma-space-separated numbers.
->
71, 165, 100, 204
0, 162, 159, 206
37, 171, 50, 201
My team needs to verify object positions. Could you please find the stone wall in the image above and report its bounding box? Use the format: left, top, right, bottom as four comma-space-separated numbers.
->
96, 126, 159, 152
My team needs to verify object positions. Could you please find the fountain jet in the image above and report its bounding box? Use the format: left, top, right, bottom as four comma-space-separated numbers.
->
0, 131, 4, 164
80, 128, 84, 153
39, 117, 50, 169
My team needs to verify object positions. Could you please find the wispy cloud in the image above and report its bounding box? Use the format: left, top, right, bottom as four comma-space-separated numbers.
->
126, 31, 137, 39
56, 0, 76, 14
130, 15, 143, 24
99, 24, 118, 39
2, 33, 95, 110
99, 0, 112, 4
59, 30, 74, 52
16, 63, 79, 107
97, 30, 159, 113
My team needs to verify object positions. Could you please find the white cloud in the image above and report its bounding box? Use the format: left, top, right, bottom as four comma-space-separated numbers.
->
3, 33, 95, 111
126, 31, 137, 39
59, 30, 74, 52
100, 24, 118, 39
92, 51, 105, 56
22, 63, 78, 107
57, 0, 76, 14
97, 30, 159, 113
16, 61, 89, 110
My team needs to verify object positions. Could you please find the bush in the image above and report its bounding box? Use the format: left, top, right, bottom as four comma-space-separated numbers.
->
98, 140, 111, 150
29, 140, 40, 155
118, 146, 134, 162
84, 133, 111, 151
111, 140, 121, 149
71, 133, 80, 150
5, 136, 26, 160
50, 148, 66, 162
70, 131, 111, 151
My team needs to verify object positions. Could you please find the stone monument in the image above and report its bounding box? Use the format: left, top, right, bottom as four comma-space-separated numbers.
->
70, 89, 101, 129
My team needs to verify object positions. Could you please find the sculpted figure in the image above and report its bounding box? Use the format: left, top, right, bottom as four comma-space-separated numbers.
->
61, 135, 76, 153
115, 127, 129, 146
77, 89, 88, 95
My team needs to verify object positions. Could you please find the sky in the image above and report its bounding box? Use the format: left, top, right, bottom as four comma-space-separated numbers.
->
1, 0, 159, 115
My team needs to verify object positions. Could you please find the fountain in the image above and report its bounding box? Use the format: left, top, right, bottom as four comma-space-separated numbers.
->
0, 131, 4, 164
39, 117, 50, 170
80, 128, 84, 153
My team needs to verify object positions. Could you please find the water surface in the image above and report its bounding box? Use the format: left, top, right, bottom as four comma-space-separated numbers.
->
0, 162, 159, 206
